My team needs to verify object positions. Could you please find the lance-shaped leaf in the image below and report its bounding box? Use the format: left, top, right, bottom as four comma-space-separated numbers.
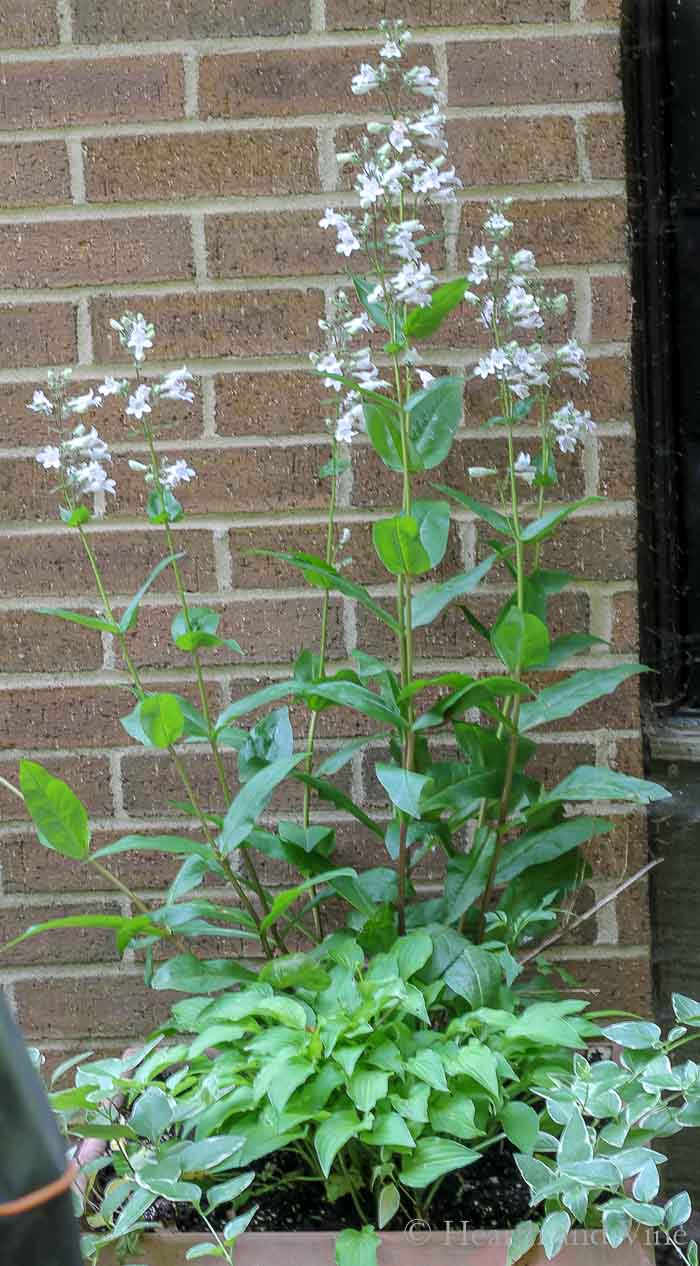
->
259, 868, 357, 933
1, 913, 151, 956
299, 680, 405, 730
404, 278, 469, 339
492, 608, 550, 673
375, 763, 433, 819
412, 554, 497, 628
496, 816, 613, 886
238, 707, 293, 783
544, 766, 670, 805
445, 830, 497, 922
36, 607, 119, 634
404, 375, 464, 469
434, 483, 512, 535
254, 550, 400, 633
519, 664, 648, 731
220, 754, 305, 854
171, 606, 243, 656
215, 680, 298, 733
19, 760, 90, 859
520, 497, 601, 544
294, 773, 384, 839
119, 552, 185, 633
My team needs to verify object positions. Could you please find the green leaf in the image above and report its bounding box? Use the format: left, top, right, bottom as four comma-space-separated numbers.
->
220, 755, 304, 854
619, 1201, 664, 1228
492, 608, 550, 674
138, 693, 185, 749
92, 834, 211, 861
151, 954, 256, 993
521, 497, 601, 544
353, 274, 391, 329
502, 1102, 540, 1155
364, 397, 410, 473
130, 1086, 174, 1142
215, 681, 297, 732
186, 1245, 226, 1261
401, 1137, 479, 1187
411, 555, 496, 629
445, 831, 497, 922
434, 484, 511, 535
300, 681, 404, 730
665, 1192, 692, 1229
373, 501, 450, 578
496, 817, 612, 886
444, 945, 501, 1009
375, 763, 432, 819
259, 953, 331, 991
336, 1227, 381, 1266
450, 1040, 500, 1097
317, 734, 387, 777
520, 665, 647, 732
672, 994, 700, 1025
348, 1068, 390, 1113
1, 913, 145, 956
603, 1209, 632, 1249
37, 607, 119, 634
429, 1094, 481, 1141
558, 1108, 592, 1166
147, 485, 183, 524
295, 774, 384, 839
262, 553, 399, 632
259, 868, 356, 933
119, 553, 185, 633
600, 1021, 661, 1049
545, 766, 670, 805
405, 376, 464, 469
404, 278, 469, 339
205, 1172, 255, 1213
540, 633, 608, 669
60, 504, 91, 527
238, 708, 293, 783
378, 1183, 401, 1229
315, 1110, 360, 1177
395, 931, 433, 979
541, 1211, 571, 1260
633, 1162, 660, 1203
407, 1049, 447, 1092
19, 760, 90, 859
507, 1221, 540, 1266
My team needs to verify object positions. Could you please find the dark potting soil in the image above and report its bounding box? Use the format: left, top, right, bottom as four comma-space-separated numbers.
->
144, 1142, 532, 1235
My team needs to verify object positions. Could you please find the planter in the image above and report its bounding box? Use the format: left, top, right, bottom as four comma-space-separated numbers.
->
101, 1229, 657, 1266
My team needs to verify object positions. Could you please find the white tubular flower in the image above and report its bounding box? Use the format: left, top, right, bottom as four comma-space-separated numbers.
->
510, 248, 537, 275
27, 390, 54, 416
380, 37, 404, 59
127, 314, 155, 362
416, 369, 435, 388
161, 458, 196, 488
65, 388, 103, 415
386, 219, 424, 264
319, 208, 361, 255
36, 445, 61, 470
71, 460, 116, 496
389, 120, 412, 153
344, 312, 374, 336
507, 343, 550, 397
356, 166, 385, 208
474, 348, 510, 380
557, 338, 589, 383
478, 297, 495, 330
126, 383, 153, 421
504, 284, 544, 330
313, 351, 345, 392
409, 105, 447, 150
339, 527, 352, 547
514, 452, 536, 485
336, 397, 363, 444
411, 162, 461, 201
64, 424, 111, 462
469, 466, 498, 478
485, 209, 514, 237
351, 348, 390, 391
98, 376, 128, 397
351, 62, 385, 94
404, 64, 440, 98
159, 365, 195, 402
392, 260, 435, 308
550, 402, 595, 453
468, 245, 491, 286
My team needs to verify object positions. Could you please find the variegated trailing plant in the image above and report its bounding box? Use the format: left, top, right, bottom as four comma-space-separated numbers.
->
2, 18, 691, 1266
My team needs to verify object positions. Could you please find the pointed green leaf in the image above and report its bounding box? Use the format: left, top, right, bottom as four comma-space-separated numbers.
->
401, 1137, 479, 1187
336, 1227, 381, 1266
19, 760, 90, 859
411, 555, 496, 629
119, 553, 185, 633
520, 665, 647, 732
507, 1221, 540, 1266
545, 765, 670, 805
220, 755, 304, 854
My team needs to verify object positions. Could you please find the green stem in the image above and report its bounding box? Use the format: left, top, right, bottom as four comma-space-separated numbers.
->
392, 347, 415, 937
337, 1152, 368, 1225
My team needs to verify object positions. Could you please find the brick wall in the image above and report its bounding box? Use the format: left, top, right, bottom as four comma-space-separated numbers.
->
0, 0, 646, 1061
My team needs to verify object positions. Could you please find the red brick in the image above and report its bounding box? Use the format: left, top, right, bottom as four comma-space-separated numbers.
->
610, 592, 640, 654
122, 750, 227, 819
0, 528, 217, 599
459, 198, 627, 267
584, 0, 620, 16
546, 956, 652, 1013
585, 811, 648, 876
0, 755, 113, 822
613, 878, 650, 945
0, 302, 76, 369
591, 274, 631, 343
85, 131, 318, 202
74, 0, 309, 41
206, 211, 343, 280
0, 828, 183, 894
447, 36, 620, 108
326, 0, 569, 26
215, 371, 326, 438
115, 443, 332, 516
446, 116, 578, 186
0, 218, 193, 289
0, 609, 103, 673
121, 596, 345, 668
0, 379, 203, 449
611, 737, 645, 780
599, 434, 636, 500
91, 290, 323, 361
507, 516, 637, 582
14, 974, 175, 1039
1, 901, 122, 966
351, 435, 586, 508
585, 113, 626, 180
0, 57, 184, 131
553, 355, 631, 422
200, 44, 433, 120
0, 0, 58, 47
0, 455, 60, 521
0, 142, 70, 206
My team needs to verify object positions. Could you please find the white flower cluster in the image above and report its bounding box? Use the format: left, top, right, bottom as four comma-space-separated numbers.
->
109, 312, 155, 362
36, 421, 116, 497
466, 201, 596, 456
310, 291, 387, 444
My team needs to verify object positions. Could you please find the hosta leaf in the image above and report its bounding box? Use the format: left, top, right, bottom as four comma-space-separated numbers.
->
401, 1137, 479, 1187
315, 1111, 360, 1177
336, 1227, 381, 1266
502, 1102, 540, 1155
541, 1211, 571, 1260
507, 1221, 539, 1266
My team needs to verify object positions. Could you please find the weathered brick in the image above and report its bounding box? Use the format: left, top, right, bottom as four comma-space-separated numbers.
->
0, 609, 103, 673
91, 290, 323, 361
583, 0, 620, 16
0, 755, 113, 822
326, 0, 569, 27
585, 113, 626, 180
547, 955, 652, 1013
446, 116, 578, 187
206, 211, 343, 280
0, 142, 70, 206
585, 811, 648, 877
351, 435, 585, 508
0, 455, 60, 521
613, 878, 651, 945
599, 434, 636, 500
0, 0, 58, 47
121, 596, 345, 667
459, 198, 627, 268
553, 355, 631, 422
14, 974, 175, 1039
1, 901, 122, 966
591, 274, 632, 343
0, 57, 184, 131
610, 591, 640, 654
74, 0, 309, 41
0, 218, 193, 289
0, 827, 183, 894
200, 44, 433, 120
215, 371, 325, 438
0, 302, 76, 369
611, 737, 645, 780
0, 528, 217, 598
535, 516, 637, 582
447, 36, 620, 108
85, 131, 318, 202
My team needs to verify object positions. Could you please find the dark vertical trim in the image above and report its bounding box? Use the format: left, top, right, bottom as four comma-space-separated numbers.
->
623, 0, 684, 710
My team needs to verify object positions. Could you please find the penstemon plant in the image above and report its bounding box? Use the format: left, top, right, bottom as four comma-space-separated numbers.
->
3, 18, 689, 1266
